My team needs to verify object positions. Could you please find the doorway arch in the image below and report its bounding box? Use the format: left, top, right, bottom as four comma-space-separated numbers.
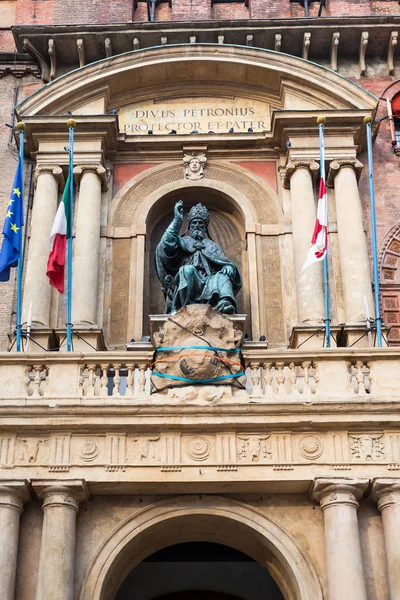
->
79, 496, 323, 600
115, 542, 284, 600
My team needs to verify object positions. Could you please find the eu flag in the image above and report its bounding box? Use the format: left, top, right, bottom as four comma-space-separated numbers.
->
0, 158, 24, 281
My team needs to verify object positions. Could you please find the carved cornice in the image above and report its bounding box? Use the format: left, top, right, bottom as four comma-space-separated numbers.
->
33, 479, 89, 510
326, 159, 363, 188
370, 478, 400, 512
34, 165, 64, 188
73, 164, 108, 192
310, 477, 369, 510
282, 160, 319, 189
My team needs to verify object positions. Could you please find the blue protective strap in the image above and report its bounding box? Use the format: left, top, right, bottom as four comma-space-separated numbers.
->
152, 371, 245, 384
156, 345, 240, 353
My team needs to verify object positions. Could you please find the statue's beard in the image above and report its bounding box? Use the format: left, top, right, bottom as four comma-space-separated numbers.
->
191, 229, 206, 240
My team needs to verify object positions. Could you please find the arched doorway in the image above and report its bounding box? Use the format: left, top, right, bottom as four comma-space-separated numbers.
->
79, 496, 323, 600
115, 542, 284, 600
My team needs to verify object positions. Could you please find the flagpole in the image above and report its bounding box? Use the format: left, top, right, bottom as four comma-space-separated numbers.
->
66, 119, 76, 352
364, 115, 383, 347
317, 116, 331, 348
16, 122, 25, 352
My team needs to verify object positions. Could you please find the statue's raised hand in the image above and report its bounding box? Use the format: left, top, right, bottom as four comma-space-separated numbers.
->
174, 200, 184, 222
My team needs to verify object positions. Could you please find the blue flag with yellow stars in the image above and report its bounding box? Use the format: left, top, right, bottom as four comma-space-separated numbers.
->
0, 158, 24, 281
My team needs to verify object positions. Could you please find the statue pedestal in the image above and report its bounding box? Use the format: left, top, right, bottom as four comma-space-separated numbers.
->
148, 305, 247, 398
149, 312, 247, 346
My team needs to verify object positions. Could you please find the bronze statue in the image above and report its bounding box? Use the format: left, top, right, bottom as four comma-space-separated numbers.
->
156, 201, 242, 314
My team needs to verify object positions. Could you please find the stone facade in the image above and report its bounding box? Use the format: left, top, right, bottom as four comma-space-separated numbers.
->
1, 0, 400, 599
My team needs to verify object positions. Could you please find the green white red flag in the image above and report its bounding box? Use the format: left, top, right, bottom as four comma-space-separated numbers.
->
302, 176, 328, 271
46, 170, 71, 293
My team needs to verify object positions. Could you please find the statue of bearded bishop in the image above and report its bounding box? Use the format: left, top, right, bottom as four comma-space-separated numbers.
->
155, 201, 242, 314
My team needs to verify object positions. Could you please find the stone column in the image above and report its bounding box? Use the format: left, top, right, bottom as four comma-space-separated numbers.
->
285, 161, 324, 324
311, 478, 369, 600
328, 160, 374, 323
34, 480, 89, 600
0, 480, 30, 600
22, 166, 63, 326
371, 478, 400, 600
72, 165, 106, 326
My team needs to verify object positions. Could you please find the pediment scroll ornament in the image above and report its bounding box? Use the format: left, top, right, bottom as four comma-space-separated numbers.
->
183, 152, 207, 180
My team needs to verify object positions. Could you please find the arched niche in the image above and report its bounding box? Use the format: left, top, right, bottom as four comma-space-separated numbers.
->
79, 495, 323, 600
144, 188, 248, 332
108, 162, 285, 345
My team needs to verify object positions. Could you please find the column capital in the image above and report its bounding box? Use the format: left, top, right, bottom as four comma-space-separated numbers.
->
33, 479, 89, 511
0, 480, 30, 512
34, 165, 64, 188
310, 477, 369, 510
282, 160, 319, 189
73, 164, 108, 191
326, 159, 363, 188
370, 478, 400, 511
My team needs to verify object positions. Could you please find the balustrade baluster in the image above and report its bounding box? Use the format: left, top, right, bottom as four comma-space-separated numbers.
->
289, 362, 300, 395
113, 365, 121, 397
275, 362, 286, 394
100, 364, 109, 397
302, 361, 312, 394
125, 365, 134, 397
251, 363, 262, 396
138, 365, 147, 395
262, 362, 273, 396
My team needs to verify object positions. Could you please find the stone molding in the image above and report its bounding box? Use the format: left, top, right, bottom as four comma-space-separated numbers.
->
310, 477, 369, 510
370, 478, 400, 512
282, 160, 319, 189
73, 164, 108, 192
33, 479, 89, 511
109, 160, 282, 230
326, 159, 363, 188
34, 164, 64, 188
80, 495, 323, 600
0, 480, 30, 512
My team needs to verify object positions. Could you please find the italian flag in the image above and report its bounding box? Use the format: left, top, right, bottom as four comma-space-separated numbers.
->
302, 176, 328, 272
46, 170, 71, 293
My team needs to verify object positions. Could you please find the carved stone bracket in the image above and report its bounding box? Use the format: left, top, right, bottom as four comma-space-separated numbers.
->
370, 477, 400, 512
326, 159, 363, 188
34, 165, 64, 189
310, 477, 369, 510
73, 164, 108, 191
282, 160, 319, 189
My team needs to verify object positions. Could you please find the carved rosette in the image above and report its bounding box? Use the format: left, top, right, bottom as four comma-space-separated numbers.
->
299, 435, 323, 460
187, 437, 210, 461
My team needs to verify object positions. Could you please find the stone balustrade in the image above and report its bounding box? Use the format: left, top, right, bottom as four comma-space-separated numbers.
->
0, 347, 397, 402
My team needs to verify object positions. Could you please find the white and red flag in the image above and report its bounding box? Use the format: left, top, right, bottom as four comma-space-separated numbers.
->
46, 170, 71, 293
302, 176, 328, 271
